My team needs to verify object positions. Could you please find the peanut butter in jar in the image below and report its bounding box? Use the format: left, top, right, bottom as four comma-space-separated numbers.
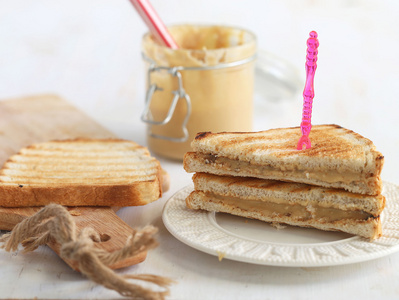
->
142, 25, 256, 160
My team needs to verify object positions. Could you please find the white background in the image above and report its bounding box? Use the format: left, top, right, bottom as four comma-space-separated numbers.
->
1, 1, 399, 299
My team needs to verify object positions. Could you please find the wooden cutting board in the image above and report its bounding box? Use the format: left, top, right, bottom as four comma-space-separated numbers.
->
0, 94, 147, 270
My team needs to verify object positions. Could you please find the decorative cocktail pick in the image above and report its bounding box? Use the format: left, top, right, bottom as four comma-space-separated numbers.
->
297, 31, 319, 150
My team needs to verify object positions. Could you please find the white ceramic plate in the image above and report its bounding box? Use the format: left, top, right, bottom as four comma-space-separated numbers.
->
162, 182, 399, 267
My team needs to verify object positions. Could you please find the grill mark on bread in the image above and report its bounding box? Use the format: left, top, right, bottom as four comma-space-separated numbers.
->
2, 160, 156, 169
0, 175, 158, 184
195, 132, 212, 140
0, 168, 159, 177
16, 151, 149, 158
6, 157, 154, 165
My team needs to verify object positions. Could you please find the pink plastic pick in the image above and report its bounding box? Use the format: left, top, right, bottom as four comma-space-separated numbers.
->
297, 31, 319, 150
130, 0, 179, 49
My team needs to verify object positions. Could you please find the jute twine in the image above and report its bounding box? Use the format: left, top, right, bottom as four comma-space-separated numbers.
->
0, 204, 174, 300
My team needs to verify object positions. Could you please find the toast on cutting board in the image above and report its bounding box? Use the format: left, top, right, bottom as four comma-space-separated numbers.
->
0, 138, 166, 207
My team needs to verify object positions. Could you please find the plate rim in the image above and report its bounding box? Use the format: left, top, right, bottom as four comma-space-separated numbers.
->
162, 181, 399, 267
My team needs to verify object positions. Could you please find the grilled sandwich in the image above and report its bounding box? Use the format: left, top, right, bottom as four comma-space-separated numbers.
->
186, 173, 385, 240
184, 124, 384, 195
0, 138, 166, 207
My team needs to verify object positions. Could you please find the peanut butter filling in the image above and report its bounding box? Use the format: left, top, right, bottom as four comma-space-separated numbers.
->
202, 155, 361, 185
207, 193, 372, 222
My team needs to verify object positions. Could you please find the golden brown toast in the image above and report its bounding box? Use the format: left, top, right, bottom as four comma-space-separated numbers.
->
0, 138, 165, 207
186, 173, 385, 240
184, 124, 384, 195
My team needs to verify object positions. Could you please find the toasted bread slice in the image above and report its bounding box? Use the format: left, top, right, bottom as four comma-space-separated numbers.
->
186, 173, 385, 240
0, 138, 165, 207
184, 124, 384, 195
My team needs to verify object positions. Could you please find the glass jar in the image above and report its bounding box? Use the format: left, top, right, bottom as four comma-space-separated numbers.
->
141, 24, 256, 160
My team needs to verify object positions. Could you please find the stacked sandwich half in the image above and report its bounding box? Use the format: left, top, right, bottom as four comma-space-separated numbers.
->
183, 124, 385, 240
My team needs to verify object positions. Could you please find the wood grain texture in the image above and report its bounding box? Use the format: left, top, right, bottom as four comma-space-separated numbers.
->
0, 94, 146, 270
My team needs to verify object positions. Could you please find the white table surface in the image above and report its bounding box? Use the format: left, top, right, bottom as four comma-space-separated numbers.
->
1, 1, 399, 299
